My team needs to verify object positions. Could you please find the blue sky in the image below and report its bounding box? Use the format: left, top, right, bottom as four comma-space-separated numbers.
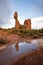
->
0, 0, 43, 29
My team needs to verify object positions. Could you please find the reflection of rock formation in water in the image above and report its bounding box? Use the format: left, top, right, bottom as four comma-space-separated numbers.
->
14, 12, 20, 29
15, 43, 19, 51
14, 11, 31, 30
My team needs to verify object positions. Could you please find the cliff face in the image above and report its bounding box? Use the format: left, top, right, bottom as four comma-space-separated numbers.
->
14, 12, 31, 30
24, 19, 31, 30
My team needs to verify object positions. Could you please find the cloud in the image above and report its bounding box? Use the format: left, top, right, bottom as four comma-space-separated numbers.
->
0, 17, 15, 28
0, 0, 43, 29
0, 16, 43, 29
0, 0, 11, 27
31, 17, 43, 29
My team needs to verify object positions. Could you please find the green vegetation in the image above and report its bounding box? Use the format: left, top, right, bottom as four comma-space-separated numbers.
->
33, 34, 39, 38
0, 27, 43, 38
39, 28, 43, 33
10, 28, 43, 38
0, 38, 7, 44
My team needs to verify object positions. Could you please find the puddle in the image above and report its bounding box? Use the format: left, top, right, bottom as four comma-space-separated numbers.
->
0, 38, 43, 65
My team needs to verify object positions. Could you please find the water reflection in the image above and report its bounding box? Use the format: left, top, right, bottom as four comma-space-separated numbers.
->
15, 43, 19, 51
0, 38, 43, 65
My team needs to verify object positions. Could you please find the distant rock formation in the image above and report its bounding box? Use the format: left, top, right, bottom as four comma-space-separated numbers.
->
24, 19, 31, 30
14, 11, 31, 30
14, 12, 20, 29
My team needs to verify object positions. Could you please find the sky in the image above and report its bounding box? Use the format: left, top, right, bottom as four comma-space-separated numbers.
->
0, 0, 43, 29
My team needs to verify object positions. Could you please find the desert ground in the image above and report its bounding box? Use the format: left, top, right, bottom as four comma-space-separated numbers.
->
0, 29, 43, 65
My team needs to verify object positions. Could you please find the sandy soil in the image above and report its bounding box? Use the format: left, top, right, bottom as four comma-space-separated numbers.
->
12, 47, 43, 65
0, 31, 43, 65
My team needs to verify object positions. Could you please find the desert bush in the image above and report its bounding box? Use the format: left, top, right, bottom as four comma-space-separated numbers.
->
30, 30, 39, 35
39, 28, 43, 33
20, 34, 25, 38
33, 34, 39, 38
8, 29, 19, 34
18, 32, 22, 36
19, 25, 25, 29
38, 33, 43, 36
0, 38, 7, 44
19, 29, 24, 33
2, 29, 7, 32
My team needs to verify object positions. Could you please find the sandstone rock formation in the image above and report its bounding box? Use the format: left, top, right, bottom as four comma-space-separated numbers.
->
24, 19, 31, 30
14, 11, 31, 30
14, 12, 20, 29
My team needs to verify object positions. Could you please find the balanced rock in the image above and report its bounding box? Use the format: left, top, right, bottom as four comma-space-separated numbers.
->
14, 12, 20, 29
14, 11, 31, 30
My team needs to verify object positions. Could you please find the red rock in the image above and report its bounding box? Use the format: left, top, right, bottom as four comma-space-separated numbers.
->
14, 11, 20, 29
14, 12, 31, 29
24, 19, 31, 30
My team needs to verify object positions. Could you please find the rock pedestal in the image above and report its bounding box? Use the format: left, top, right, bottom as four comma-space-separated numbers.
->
14, 12, 20, 29
15, 19, 20, 28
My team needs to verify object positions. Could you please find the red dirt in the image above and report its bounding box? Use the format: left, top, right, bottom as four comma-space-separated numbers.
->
12, 47, 43, 65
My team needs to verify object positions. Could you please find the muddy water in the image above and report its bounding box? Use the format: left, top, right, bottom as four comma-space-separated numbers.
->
0, 38, 43, 65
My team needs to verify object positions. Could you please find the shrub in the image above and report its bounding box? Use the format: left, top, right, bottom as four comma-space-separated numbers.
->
33, 34, 39, 38
38, 33, 43, 36
19, 29, 23, 33
8, 29, 19, 34
19, 25, 25, 29
39, 28, 43, 33
18, 32, 22, 36
30, 30, 39, 35
0, 38, 7, 44
20, 34, 25, 38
